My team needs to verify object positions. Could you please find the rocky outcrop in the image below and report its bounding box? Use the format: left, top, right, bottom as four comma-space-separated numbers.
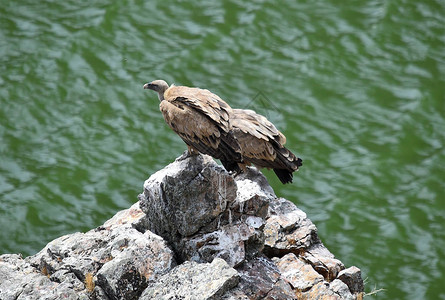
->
140, 258, 239, 300
0, 153, 364, 300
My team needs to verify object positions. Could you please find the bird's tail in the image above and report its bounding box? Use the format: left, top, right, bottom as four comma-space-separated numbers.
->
276, 147, 302, 171
273, 168, 294, 184
220, 159, 242, 173
272, 147, 302, 184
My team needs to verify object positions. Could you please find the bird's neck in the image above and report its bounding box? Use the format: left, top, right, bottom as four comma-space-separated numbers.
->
158, 85, 171, 101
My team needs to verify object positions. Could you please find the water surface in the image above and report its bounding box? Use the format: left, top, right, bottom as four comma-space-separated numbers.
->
1, 1, 444, 299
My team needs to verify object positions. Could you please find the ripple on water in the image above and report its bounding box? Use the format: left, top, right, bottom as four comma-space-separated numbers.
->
1, 0, 445, 299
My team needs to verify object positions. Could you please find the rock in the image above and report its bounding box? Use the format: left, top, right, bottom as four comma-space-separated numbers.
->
139, 258, 239, 300
181, 222, 263, 267
330, 279, 355, 300
264, 197, 345, 282
274, 253, 324, 291
95, 230, 175, 300
138, 153, 268, 266
264, 198, 318, 256
337, 266, 364, 295
27, 205, 175, 300
266, 279, 299, 300
0, 153, 364, 299
0, 254, 88, 300
302, 243, 345, 281
234, 166, 276, 204
103, 202, 145, 229
233, 256, 295, 300
222, 289, 250, 300
302, 282, 338, 299
138, 154, 238, 244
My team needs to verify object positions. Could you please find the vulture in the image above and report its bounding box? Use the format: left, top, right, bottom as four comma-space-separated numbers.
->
143, 80, 302, 184
230, 109, 302, 184
143, 80, 243, 173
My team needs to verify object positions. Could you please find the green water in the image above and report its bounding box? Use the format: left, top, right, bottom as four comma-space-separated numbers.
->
1, 0, 444, 298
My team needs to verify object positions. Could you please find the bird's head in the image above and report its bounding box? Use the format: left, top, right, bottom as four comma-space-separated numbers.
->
143, 79, 169, 101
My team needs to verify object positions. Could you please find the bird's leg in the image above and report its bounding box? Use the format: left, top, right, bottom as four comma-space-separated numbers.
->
187, 145, 199, 156
232, 163, 246, 177
177, 146, 200, 161
229, 170, 242, 177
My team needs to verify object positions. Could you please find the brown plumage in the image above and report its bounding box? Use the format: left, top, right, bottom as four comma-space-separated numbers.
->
143, 80, 302, 184
143, 80, 242, 172
230, 109, 302, 184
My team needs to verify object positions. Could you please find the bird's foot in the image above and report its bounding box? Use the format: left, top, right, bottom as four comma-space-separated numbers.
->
229, 169, 244, 178
177, 148, 200, 161
186, 146, 200, 156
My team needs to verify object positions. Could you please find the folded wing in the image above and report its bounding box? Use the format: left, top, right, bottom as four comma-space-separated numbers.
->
230, 109, 302, 184
160, 85, 242, 172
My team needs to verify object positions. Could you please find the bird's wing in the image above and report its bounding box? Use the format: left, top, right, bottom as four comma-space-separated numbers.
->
231, 127, 276, 162
164, 86, 231, 132
231, 109, 301, 171
231, 109, 286, 145
160, 100, 220, 148
159, 99, 241, 163
230, 109, 277, 162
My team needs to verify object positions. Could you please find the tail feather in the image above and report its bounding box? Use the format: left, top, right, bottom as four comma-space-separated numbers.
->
273, 147, 302, 184
273, 168, 293, 184
276, 147, 302, 171
220, 159, 241, 173
295, 157, 303, 168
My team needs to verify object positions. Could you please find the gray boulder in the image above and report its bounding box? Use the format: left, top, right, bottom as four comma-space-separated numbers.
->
265, 196, 345, 281
338, 266, 365, 295
25, 202, 174, 300
0, 153, 364, 299
140, 258, 239, 300
229, 256, 295, 299
273, 253, 324, 291
0, 253, 88, 300
138, 153, 237, 240
138, 153, 268, 267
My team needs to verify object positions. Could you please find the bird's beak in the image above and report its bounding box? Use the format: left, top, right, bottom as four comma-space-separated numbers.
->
143, 83, 153, 89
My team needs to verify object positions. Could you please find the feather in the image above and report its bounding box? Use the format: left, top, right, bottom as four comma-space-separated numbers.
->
230, 109, 302, 184
145, 80, 242, 172
144, 80, 302, 183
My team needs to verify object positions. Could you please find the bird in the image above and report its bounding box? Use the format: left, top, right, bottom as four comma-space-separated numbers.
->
143, 80, 302, 184
229, 108, 302, 184
143, 80, 243, 173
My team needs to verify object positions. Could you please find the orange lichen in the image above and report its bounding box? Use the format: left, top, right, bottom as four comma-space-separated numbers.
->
84, 273, 95, 293
41, 265, 50, 278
